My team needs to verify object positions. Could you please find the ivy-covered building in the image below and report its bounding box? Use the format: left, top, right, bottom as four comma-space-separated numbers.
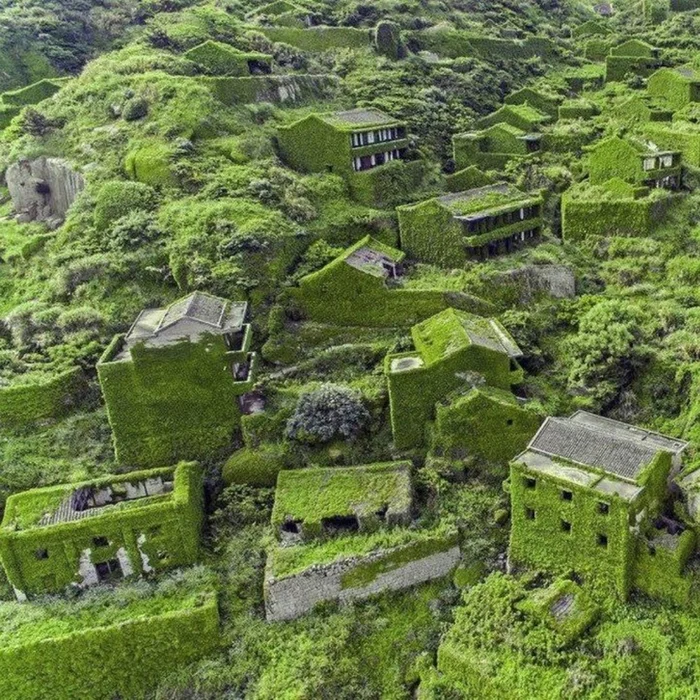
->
614, 93, 674, 124
453, 123, 542, 170
98, 292, 256, 468
430, 386, 543, 469
277, 108, 421, 204
643, 120, 700, 167
572, 19, 613, 39
476, 103, 552, 132
272, 462, 413, 543
184, 40, 272, 76
647, 65, 700, 111
587, 136, 682, 189
504, 87, 562, 118
385, 308, 524, 449
509, 412, 691, 600
562, 177, 673, 241
605, 39, 661, 82
398, 183, 543, 266
265, 462, 460, 620
290, 235, 460, 327
0, 462, 204, 599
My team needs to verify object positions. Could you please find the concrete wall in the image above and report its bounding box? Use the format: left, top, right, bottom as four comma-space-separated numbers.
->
264, 544, 460, 621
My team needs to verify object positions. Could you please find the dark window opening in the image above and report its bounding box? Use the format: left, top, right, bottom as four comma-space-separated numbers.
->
149, 525, 162, 538
506, 418, 514, 426
597, 534, 608, 548
95, 559, 123, 583
561, 520, 572, 533
35, 548, 49, 560
281, 519, 300, 534
648, 544, 656, 557
322, 515, 360, 536
597, 501, 610, 515
225, 329, 245, 352
93, 536, 109, 548
35, 181, 51, 195
561, 490, 573, 502
247, 59, 271, 75
524, 477, 536, 489
525, 507, 536, 520
376, 504, 389, 521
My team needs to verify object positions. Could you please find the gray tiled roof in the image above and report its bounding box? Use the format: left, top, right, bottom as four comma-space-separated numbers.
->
157, 291, 227, 331
528, 413, 686, 482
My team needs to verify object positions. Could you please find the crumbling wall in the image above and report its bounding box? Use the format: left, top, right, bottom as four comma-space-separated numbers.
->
264, 540, 460, 621
6, 156, 85, 226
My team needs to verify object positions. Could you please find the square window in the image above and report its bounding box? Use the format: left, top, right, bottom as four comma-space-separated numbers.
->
93, 536, 109, 548
524, 477, 537, 490
34, 548, 49, 560
561, 490, 573, 502
561, 520, 572, 533
597, 534, 608, 548
506, 419, 514, 426
149, 525, 162, 538
525, 507, 536, 520
597, 501, 610, 515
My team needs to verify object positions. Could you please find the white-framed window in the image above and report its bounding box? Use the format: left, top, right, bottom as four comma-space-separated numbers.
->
643, 157, 656, 171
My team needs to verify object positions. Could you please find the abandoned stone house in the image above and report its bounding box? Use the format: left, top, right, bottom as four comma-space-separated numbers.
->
647, 66, 700, 111
385, 308, 524, 450
509, 411, 695, 602
272, 462, 413, 544
587, 136, 682, 190
398, 183, 543, 267
184, 40, 273, 76
504, 87, 562, 119
265, 462, 460, 621
0, 462, 203, 599
278, 108, 408, 176
453, 123, 543, 171
606, 39, 661, 82
476, 103, 552, 134
97, 291, 257, 467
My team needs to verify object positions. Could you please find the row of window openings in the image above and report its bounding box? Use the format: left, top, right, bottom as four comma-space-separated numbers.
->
523, 477, 610, 515
524, 508, 608, 547
352, 149, 402, 172
642, 155, 675, 171
464, 206, 540, 234
34, 525, 163, 560
351, 128, 404, 148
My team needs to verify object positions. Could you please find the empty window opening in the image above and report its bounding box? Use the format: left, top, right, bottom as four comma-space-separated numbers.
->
597, 534, 608, 548
648, 544, 656, 557
524, 477, 537, 489
375, 504, 389, 521
506, 418, 514, 426
93, 536, 109, 548
225, 329, 245, 352
35, 548, 49, 560
561, 520, 572, 533
597, 501, 610, 515
561, 490, 573, 502
322, 515, 360, 536
525, 507, 536, 520
149, 525, 162, 538
95, 559, 123, 583
281, 519, 301, 534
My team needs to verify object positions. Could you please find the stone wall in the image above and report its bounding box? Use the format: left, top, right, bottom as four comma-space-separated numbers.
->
6, 156, 85, 226
264, 543, 460, 621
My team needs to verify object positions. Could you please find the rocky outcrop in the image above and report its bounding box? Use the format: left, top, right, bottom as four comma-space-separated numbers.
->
491, 264, 576, 302
6, 156, 85, 227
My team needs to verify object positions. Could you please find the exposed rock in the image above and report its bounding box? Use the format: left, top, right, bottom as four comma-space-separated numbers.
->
5, 156, 85, 224
490, 264, 576, 303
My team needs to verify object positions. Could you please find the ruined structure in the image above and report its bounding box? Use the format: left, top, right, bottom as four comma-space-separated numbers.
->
453, 123, 542, 170
587, 136, 681, 189
398, 183, 543, 266
98, 292, 256, 467
0, 462, 203, 599
6, 156, 85, 226
264, 462, 460, 620
277, 107, 422, 204
509, 412, 693, 602
647, 65, 700, 110
385, 308, 524, 449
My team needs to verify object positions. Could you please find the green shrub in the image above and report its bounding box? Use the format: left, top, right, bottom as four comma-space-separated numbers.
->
93, 181, 156, 230
122, 96, 149, 121
223, 444, 287, 486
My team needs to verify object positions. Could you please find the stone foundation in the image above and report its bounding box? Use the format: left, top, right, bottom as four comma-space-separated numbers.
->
265, 542, 460, 621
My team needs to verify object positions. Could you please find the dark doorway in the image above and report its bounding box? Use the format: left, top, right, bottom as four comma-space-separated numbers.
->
322, 515, 360, 536
95, 559, 123, 583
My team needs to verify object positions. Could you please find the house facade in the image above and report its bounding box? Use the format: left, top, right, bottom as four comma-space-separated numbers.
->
476, 103, 552, 132
0, 462, 204, 599
509, 412, 691, 600
587, 136, 682, 189
398, 183, 543, 266
385, 308, 524, 449
277, 108, 420, 204
504, 87, 562, 118
98, 292, 256, 468
453, 123, 542, 170
647, 66, 700, 110
606, 40, 661, 82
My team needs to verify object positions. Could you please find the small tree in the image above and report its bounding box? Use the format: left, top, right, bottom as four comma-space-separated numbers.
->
286, 384, 369, 444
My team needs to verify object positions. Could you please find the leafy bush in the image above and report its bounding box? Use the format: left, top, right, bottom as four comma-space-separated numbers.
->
122, 96, 149, 121
286, 383, 370, 444
93, 181, 157, 230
